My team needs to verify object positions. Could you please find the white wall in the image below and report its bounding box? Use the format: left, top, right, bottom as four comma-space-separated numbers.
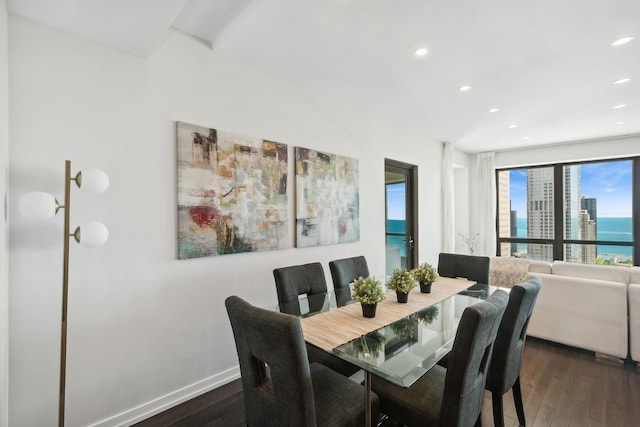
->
8, 16, 444, 426
495, 134, 640, 168
1, 1, 9, 426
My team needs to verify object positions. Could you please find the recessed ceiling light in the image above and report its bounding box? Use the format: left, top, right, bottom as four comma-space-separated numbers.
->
489, 108, 499, 113
414, 48, 428, 57
523, 136, 530, 140
459, 85, 471, 92
616, 121, 626, 125
614, 104, 627, 109
507, 124, 517, 129
611, 36, 635, 47
614, 78, 631, 84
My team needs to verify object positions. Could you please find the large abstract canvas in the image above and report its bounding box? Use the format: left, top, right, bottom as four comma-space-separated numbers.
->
177, 122, 289, 259
295, 147, 359, 247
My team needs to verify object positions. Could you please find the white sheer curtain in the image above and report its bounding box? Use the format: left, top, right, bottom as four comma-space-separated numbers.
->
476, 152, 496, 256
441, 142, 455, 253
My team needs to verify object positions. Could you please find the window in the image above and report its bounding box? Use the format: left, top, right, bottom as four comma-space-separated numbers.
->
497, 158, 638, 266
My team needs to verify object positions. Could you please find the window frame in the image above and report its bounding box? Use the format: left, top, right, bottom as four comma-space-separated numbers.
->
495, 156, 639, 266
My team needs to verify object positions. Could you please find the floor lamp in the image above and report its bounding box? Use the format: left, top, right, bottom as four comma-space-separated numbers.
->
19, 160, 109, 427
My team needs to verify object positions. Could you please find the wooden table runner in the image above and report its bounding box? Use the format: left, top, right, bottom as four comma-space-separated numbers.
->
300, 277, 474, 351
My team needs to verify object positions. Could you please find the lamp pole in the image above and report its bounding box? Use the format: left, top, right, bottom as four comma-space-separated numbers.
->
59, 160, 72, 427
19, 160, 109, 427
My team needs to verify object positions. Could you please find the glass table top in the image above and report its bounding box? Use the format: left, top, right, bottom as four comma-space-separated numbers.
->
272, 283, 500, 388
332, 291, 490, 387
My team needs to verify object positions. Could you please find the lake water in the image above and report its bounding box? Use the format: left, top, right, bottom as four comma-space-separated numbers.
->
515, 217, 632, 259
386, 219, 406, 257
387, 217, 633, 260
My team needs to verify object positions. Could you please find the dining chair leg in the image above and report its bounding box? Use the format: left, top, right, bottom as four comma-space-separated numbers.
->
491, 392, 504, 427
365, 371, 372, 427
512, 376, 526, 426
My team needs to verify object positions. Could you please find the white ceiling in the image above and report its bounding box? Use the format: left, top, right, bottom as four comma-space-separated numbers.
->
8, 0, 640, 153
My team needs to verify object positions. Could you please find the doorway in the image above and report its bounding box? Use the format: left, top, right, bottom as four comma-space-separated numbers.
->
385, 159, 418, 275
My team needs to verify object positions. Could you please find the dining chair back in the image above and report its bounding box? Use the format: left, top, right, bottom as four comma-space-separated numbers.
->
273, 262, 327, 305
274, 262, 328, 314
225, 296, 379, 427
272, 263, 359, 376
371, 290, 508, 427
441, 290, 508, 426
329, 256, 370, 289
438, 252, 490, 284
485, 276, 542, 427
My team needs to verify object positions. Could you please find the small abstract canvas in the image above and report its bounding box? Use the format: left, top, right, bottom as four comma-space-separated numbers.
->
295, 147, 359, 247
177, 122, 289, 259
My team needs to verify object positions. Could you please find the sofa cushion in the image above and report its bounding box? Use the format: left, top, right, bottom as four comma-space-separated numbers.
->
527, 260, 552, 274
551, 261, 630, 284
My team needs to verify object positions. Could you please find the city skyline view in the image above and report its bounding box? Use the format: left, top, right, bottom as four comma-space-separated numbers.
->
500, 159, 634, 264
509, 160, 633, 218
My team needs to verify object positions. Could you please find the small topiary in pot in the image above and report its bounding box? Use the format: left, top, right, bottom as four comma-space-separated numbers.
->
411, 262, 439, 293
386, 268, 417, 303
351, 276, 386, 318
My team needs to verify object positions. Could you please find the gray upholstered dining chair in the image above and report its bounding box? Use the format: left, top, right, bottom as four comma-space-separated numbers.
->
273, 262, 328, 314
438, 252, 491, 284
371, 290, 509, 427
486, 276, 542, 427
273, 262, 360, 377
225, 295, 380, 427
329, 256, 370, 289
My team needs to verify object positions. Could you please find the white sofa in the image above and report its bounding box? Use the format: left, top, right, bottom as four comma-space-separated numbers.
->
524, 260, 630, 360
629, 267, 640, 362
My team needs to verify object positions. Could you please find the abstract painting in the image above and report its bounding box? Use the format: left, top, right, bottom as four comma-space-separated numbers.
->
295, 147, 359, 247
177, 121, 289, 259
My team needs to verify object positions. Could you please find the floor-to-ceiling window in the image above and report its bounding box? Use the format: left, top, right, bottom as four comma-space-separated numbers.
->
497, 157, 638, 266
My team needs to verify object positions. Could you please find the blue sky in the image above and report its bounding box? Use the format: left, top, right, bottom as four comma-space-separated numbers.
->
509, 160, 633, 218
386, 182, 406, 219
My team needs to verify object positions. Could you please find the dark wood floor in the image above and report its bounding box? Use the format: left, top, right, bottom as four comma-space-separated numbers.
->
135, 338, 640, 427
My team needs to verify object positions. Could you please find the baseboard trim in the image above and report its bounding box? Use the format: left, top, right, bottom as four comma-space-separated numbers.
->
88, 366, 241, 427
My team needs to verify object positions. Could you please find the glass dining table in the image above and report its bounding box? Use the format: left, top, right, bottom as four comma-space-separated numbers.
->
272, 280, 501, 427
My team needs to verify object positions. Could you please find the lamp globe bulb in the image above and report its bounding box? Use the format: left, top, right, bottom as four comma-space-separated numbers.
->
19, 191, 58, 220
81, 168, 110, 194
77, 221, 109, 248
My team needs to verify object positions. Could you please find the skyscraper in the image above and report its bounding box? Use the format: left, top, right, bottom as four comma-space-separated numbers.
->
497, 171, 512, 256
564, 165, 581, 261
578, 209, 597, 263
526, 165, 581, 261
581, 196, 597, 221
527, 167, 554, 260
579, 196, 598, 260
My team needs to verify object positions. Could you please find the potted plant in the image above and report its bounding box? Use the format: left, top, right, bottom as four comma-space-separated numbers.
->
351, 276, 386, 318
386, 268, 417, 303
411, 262, 439, 293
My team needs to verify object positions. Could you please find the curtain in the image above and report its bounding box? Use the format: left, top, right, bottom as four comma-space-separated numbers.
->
476, 152, 496, 256
441, 142, 455, 253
